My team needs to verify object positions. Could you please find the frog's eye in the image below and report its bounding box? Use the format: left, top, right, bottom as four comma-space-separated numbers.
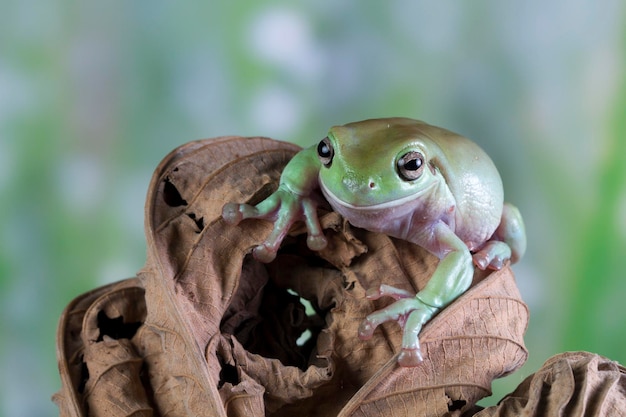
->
317, 137, 334, 167
397, 151, 424, 181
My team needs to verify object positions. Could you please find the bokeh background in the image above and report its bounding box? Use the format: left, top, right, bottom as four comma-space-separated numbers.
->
1, 1, 625, 415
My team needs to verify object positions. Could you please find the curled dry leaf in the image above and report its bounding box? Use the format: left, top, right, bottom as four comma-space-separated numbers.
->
54, 279, 148, 417
475, 352, 626, 416
55, 136, 531, 417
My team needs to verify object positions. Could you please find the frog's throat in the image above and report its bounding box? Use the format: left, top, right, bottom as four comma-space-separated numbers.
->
319, 181, 435, 211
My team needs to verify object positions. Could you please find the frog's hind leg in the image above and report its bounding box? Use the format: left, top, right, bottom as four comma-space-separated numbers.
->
472, 203, 526, 270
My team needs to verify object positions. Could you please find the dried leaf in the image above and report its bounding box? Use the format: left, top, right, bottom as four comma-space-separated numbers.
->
55, 135, 531, 416
475, 352, 626, 416
334, 264, 528, 417
53, 279, 149, 417
137, 136, 305, 416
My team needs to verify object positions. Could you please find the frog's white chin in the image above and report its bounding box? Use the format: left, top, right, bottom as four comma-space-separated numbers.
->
320, 183, 427, 238
319, 182, 425, 211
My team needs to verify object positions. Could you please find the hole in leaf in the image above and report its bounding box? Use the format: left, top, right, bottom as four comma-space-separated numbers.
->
96, 310, 142, 342
217, 355, 239, 389
225, 276, 326, 371
77, 355, 89, 394
448, 399, 466, 411
187, 213, 205, 233
163, 177, 188, 207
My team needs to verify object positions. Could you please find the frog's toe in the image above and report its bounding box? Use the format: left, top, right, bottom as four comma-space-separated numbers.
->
490, 256, 505, 270
222, 203, 245, 224
306, 234, 328, 251
365, 284, 414, 301
473, 254, 489, 270
358, 300, 412, 339
252, 244, 278, 263
398, 348, 423, 367
472, 240, 511, 270
358, 319, 376, 340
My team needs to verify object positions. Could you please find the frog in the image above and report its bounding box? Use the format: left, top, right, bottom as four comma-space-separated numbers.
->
222, 117, 526, 367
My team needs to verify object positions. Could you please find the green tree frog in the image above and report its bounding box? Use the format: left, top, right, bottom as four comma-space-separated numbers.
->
222, 117, 526, 367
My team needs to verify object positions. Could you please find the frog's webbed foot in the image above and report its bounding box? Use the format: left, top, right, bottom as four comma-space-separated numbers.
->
222, 186, 327, 262
472, 202, 527, 270
358, 284, 439, 367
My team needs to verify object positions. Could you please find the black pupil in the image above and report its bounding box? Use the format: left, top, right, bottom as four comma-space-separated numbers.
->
404, 157, 422, 171
318, 141, 331, 157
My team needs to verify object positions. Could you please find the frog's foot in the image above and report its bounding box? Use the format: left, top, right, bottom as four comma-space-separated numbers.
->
472, 240, 512, 270
358, 285, 439, 367
485, 202, 527, 266
222, 189, 327, 263
222, 200, 284, 262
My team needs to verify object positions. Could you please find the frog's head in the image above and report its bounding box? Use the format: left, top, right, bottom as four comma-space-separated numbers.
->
317, 118, 443, 210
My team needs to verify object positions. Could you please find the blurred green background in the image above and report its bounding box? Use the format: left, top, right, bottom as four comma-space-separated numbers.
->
1, 1, 625, 415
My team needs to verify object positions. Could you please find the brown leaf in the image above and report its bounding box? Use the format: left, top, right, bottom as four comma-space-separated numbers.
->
475, 352, 626, 416
55, 136, 530, 416
334, 264, 528, 417
53, 279, 150, 417
81, 283, 150, 417
137, 136, 305, 416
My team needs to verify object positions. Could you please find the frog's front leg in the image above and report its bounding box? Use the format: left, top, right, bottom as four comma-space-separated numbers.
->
222, 146, 327, 262
358, 222, 474, 367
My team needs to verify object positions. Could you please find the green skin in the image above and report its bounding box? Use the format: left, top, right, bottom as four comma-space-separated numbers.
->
223, 117, 526, 367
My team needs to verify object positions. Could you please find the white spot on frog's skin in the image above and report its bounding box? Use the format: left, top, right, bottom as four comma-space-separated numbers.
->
341, 173, 360, 192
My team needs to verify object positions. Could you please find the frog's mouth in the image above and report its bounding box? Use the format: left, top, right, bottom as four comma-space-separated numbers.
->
319, 181, 432, 211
